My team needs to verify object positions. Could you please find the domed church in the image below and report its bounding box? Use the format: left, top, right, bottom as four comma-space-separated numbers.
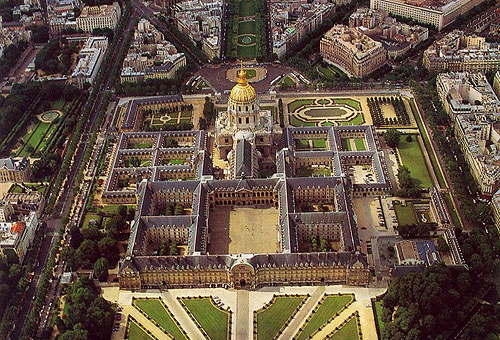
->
215, 65, 273, 178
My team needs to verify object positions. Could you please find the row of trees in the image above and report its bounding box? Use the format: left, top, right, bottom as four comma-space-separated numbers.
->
156, 240, 179, 256
0, 42, 27, 79
164, 202, 185, 216
309, 235, 331, 252
367, 97, 410, 126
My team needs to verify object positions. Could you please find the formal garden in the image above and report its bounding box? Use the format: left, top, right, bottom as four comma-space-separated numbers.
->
142, 105, 194, 131
132, 298, 188, 340
367, 97, 411, 126
178, 296, 231, 340
294, 293, 354, 340
254, 294, 308, 340
287, 98, 364, 127
226, 0, 267, 60
341, 138, 366, 151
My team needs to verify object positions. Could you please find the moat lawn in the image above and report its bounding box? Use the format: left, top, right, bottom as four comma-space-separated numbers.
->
397, 135, 433, 188
134, 299, 187, 340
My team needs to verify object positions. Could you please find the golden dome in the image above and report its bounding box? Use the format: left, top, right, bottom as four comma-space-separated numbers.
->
229, 66, 256, 104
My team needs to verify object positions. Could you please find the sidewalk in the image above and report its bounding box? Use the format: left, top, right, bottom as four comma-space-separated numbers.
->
161, 291, 206, 340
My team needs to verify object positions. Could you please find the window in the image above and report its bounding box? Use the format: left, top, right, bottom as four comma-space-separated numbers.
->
246, 117, 249, 124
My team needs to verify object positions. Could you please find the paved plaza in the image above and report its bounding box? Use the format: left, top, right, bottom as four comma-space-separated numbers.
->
208, 207, 280, 254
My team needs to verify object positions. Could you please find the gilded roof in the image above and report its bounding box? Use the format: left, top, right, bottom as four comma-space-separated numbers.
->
229, 67, 256, 104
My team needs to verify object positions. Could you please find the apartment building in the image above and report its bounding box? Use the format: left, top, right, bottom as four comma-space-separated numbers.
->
76, 2, 121, 32
424, 31, 500, 73
320, 25, 387, 78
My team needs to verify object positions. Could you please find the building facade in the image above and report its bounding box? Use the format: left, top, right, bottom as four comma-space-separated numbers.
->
370, 0, 487, 31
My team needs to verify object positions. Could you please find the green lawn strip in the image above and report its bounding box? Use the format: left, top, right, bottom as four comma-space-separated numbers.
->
50, 98, 65, 110
256, 295, 307, 340
180, 297, 229, 340
288, 99, 314, 113
128, 319, 154, 340
16, 122, 40, 156
167, 159, 186, 165
295, 295, 353, 340
317, 65, 336, 79
18, 122, 51, 157
397, 135, 433, 188
354, 138, 366, 151
443, 193, 462, 229
129, 142, 153, 149
239, 0, 256, 16
237, 44, 256, 60
10, 184, 23, 193
326, 315, 359, 340
374, 300, 385, 338
37, 124, 57, 153
334, 98, 361, 111
409, 99, 447, 188
312, 139, 326, 149
238, 21, 256, 34
394, 201, 418, 226
134, 299, 187, 340
100, 204, 134, 216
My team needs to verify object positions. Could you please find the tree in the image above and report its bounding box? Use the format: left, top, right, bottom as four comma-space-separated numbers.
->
58, 324, 89, 340
169, 241, 178, 255
174, 203, 184, 215
118, 205, 128, 218
406, 134, 413, 142
397, 166, 421, 198
93, 257, 109, 281
75, 239, 99, 268
384, 129, 401, 148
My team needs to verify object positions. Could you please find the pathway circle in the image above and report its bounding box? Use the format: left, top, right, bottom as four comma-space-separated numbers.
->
39, 110, 62, 123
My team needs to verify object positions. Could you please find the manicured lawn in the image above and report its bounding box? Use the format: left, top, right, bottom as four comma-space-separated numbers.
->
129, 142, 153, 149
167, 159, 186, 165
239, 0, 256, 16
239, 21, 256, 34
244, 69, 256, 79
288, 99, 314, 113
100, 204, 134, 216
409, 99, 447, 188
339, 113, 364, 126
334, 98, 361, 111
327, 316, 359, 340
82, 213, 101, 228
140, 160, 151, 167
289, 115, 316, 127
256, 295, 306, 340
295, 139, 309, 150
180, 111, 192, 118
181, 298, 229, 340
128, 320, 154, 340
237, 44, 256, 60
296, 295, 353, 340
354, 138, 366, 151
313, 139, 327, 149
394, 202, 418, 226
18, 122, 51, 156
374, 300, 385, 338
280, 76, 296, 87
397, 135, 433, 188
296, 166, 332, 177
134, 299, 187, 340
